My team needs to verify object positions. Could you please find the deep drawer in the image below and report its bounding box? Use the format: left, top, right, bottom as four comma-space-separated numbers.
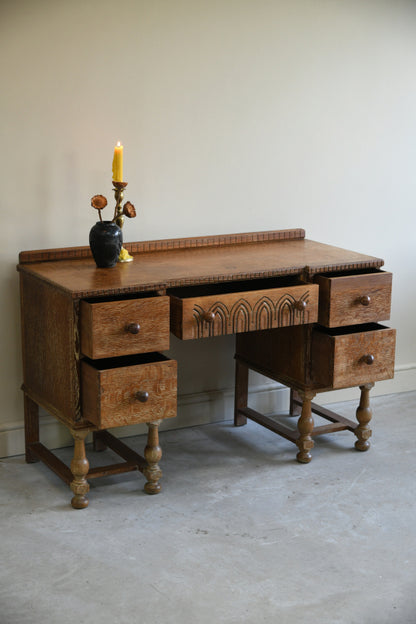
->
81, 353, 177, 429
314, 270, 392, 328
169, 280, 319, 340
311, 323, 396, 389
80, 296, 170, 358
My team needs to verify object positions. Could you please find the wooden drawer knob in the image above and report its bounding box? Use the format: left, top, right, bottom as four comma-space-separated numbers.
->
201, 311, 215, 323
293, 300, 307, 311
362, 354, 375, 365
359, 295, 371, 306
135, 391, 149, 402
125, 322, 141, 334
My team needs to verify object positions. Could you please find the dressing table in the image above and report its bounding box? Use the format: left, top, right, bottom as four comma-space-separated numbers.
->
18, 229, 395, 508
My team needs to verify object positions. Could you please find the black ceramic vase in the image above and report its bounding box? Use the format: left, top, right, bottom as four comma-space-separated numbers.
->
89, 221, 123, 268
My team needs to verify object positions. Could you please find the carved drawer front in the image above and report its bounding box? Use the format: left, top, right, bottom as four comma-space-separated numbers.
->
311, 324, 396, 390
80, 296, 170, 359
170, 282, 319, 340
81, 354, 177, 429
314, 271, 392, 328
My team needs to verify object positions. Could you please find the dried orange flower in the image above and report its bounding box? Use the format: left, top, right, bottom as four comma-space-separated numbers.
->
123, 201, 136, 218
91, 195, 108, 210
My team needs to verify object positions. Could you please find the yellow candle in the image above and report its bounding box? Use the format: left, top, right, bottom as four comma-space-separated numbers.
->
112, 141, 123, 182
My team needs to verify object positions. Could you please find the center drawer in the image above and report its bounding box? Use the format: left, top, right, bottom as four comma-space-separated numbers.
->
81, 353, 177, 429
80, 295, 170, 359
169, 279, 319, 340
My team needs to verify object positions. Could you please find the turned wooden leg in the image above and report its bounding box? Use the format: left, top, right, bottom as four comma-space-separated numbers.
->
70, 430, 90, 509
143, 420, 162, 495
289, 388, 302, 417
355, 383, 374, 452
24, 394, 39, 463
296, 391, 316, 463
234, 359, 249, 427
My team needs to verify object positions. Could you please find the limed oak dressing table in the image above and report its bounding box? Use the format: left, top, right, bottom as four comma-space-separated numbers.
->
17, 229, 395, 508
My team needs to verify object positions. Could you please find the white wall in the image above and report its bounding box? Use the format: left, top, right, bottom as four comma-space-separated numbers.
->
1, 0, 415, 457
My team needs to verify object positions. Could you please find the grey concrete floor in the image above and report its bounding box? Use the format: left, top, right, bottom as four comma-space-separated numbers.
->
0, 391, 415, 624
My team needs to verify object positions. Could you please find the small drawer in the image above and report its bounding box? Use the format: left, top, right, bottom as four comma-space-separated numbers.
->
314, 270, 392, 328
81, 353, 177, 429
311, 323, 396, 390
169, 280, 319, 340
80, 296, 170, 359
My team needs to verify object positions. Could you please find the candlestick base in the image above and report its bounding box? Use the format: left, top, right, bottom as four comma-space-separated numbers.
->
118, 248, 133, 263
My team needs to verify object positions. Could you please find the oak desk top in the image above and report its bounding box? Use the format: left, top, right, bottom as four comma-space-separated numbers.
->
18, 229, 383, 299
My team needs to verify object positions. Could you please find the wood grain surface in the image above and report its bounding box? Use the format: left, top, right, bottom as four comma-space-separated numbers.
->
80, 296, 170, 358
170, 284, 319, 339
20, 273, 80, 421
18, 228, 305, 263
18, 231, 384, 299
311, 324, 396, 389
235, 324, 396, 392
315, 271, 392, 327
81, 356, 177, 428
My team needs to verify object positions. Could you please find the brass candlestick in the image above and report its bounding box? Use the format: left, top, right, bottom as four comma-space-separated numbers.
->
112, 181, 133, 262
